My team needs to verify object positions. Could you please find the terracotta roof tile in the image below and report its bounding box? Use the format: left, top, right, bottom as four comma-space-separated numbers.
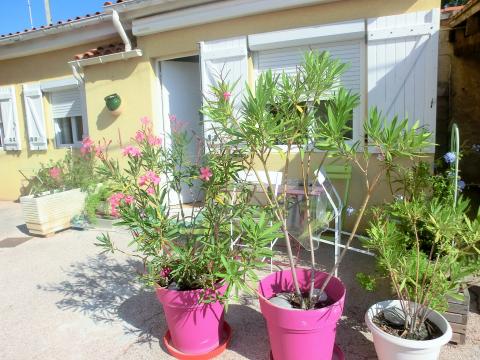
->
73, 42, 126, 60
0, 12, 105, 39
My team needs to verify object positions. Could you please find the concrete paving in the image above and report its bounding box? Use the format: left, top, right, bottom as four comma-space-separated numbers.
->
0, 201, 478, 360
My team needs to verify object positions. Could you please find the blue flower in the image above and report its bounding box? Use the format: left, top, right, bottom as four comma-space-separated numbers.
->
443, 152, 456, 164
458, 180, 466, 192
346, 206, 355, 216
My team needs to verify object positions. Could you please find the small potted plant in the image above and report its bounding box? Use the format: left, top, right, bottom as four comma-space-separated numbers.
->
360, 163, 480, 360
204, 51, 432, 360
94, 117, 276, 357
20, 145, 97, 236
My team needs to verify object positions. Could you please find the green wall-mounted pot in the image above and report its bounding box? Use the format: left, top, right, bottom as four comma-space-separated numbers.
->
104, 93, 122, 112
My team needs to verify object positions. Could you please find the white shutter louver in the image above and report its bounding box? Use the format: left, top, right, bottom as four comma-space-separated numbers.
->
199, 36, 248, 144
255, 40, 362, 95
367, 9, 440, 149
51, 88, 82, 118
23, 84, 48, 151
0, 85, 21, 151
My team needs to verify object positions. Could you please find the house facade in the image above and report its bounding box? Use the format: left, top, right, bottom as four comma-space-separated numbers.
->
0, 0, 440, 202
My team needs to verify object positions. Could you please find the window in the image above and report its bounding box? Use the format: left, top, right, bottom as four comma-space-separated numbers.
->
54, 116, 83, 146
253, 39, 363, 147
49, 88, 85, 147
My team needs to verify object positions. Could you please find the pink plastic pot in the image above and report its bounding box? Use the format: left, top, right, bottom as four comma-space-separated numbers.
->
155, 283, 227, 355
258, 268, 346, 360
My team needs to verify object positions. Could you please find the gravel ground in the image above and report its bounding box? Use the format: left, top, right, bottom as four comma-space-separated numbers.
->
0, 201, 478, 360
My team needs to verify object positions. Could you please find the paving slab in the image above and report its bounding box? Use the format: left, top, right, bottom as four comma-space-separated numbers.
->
0, 201, 478, 360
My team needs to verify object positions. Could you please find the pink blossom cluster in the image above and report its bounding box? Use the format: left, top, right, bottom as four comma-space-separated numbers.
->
199, 167, 213, 181
108, 192, 134, 217
122, 145, 142, 157
80, 137, 94, 155
133, 116, 163, 147
138, 170, 161, 195
48, 167, 61, 179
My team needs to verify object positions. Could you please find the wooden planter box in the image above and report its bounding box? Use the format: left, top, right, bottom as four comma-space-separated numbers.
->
20, 188, 86, 236
443, 288, 470, 345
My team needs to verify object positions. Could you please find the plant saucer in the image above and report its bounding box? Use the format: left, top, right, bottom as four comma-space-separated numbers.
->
163, 321, 232, 359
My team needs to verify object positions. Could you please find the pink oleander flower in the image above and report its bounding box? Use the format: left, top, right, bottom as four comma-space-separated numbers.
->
147, 135, 162, 146
169, 114, 186, 133
146, 187, 155, 195
145, 170, 161, 185
124, 195, 134, 205
122, 145, 142, 157
160, 267, 172, 278
80, 136, 94, 155
140, 116, 150, 125
49, 167, 61, 179
138, 170, 161, 187
199, 167, 213, 181
95, 145, 105, 157
135, 130, 146, 143
108, 192, 126, 217
223, 91, 231, 101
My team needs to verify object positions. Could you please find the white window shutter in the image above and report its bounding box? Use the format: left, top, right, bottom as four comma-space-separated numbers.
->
51, 88, 82, 118
199, 36, 248, 145
23, 84, 48, 150
0, 85, 21, 151
367, 9, 440, 150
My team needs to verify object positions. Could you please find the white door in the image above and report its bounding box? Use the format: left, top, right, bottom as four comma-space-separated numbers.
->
161, 59, 203, 204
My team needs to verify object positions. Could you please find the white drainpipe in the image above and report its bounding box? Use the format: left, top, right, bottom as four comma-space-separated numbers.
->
112, 10, 132, 51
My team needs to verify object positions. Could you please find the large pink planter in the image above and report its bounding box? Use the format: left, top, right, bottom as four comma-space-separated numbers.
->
155, 284, 226, 355
258, 268, 346, 360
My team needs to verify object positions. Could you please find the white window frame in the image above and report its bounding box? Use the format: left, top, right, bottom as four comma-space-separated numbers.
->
52, 115, 85, 148
251, 39, 366, 153
42, 79, 88, 149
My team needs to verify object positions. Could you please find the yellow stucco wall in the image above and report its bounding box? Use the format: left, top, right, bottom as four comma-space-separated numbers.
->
0, 39, 121, 200
0, 0, 439, 200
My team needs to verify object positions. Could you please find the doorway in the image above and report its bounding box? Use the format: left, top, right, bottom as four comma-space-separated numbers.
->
159, 56, 203, 204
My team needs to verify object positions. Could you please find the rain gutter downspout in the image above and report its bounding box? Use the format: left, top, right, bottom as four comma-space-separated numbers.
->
112, 10, 131, 51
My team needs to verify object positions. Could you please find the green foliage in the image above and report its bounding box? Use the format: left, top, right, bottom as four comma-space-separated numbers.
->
29, 148, 99, 196
94, 118, 278, 302
356, 272, 377, 292
203, 50, 433, 308
364, 166, 480, 335
84, 184, 114, 223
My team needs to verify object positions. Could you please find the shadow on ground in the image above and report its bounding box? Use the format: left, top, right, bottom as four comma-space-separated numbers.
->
36, 254, 274, 358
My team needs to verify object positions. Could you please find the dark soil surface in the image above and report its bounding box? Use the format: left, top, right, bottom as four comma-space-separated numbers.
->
373, 310, 443, 341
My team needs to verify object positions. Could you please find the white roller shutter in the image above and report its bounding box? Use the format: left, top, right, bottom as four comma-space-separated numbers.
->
200, 36, 248, 145
23, 84, 47, 151
0, 85, 21, 151
367, 8, 440, 150
51, 88, 83, 118
255, 40, 362, 95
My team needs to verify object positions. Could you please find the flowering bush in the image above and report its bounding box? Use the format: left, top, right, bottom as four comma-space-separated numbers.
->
95, 116, 277, 298
29, 145, 98, 196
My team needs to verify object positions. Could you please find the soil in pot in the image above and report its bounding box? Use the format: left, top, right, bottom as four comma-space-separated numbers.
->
269, 289, 334, 309
372, 309, 443, 341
